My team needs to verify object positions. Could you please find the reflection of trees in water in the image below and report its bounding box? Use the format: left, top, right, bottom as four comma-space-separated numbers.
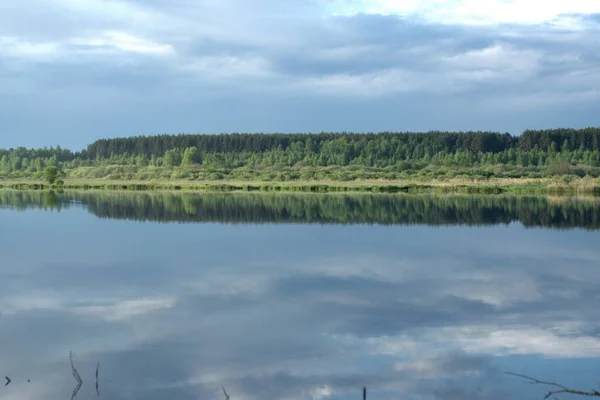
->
43, 191, 58, 208
1, 191, 600, 229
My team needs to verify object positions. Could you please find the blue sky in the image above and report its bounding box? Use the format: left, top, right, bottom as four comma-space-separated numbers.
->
1, 0, 599, 149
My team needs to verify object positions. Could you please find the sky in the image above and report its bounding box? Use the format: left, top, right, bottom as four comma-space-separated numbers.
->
0, 0, 599, 150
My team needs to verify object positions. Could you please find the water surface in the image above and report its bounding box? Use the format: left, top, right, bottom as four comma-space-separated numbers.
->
1, 191, 600, 400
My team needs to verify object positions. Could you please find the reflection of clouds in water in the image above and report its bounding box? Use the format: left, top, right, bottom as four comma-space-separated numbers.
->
73, 297, 176, 321
450, 325, 600, 358
367, 325, 600, 359
0, 219, 599, 399
393, 351, 491, 378
1, 293, 176, 321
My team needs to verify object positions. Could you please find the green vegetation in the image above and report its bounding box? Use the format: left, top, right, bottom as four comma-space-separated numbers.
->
1, 177, 599, 195
44, 166, 59, 185
2, 190, 599, 230
2, 129, 600, 191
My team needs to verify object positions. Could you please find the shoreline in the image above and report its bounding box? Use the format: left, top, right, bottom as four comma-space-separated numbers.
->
1, 178, 600, 196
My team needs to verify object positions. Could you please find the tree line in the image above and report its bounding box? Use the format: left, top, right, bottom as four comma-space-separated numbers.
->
2, 129, 600, 180
83, 131, 519, 159
81, 129, 600, 159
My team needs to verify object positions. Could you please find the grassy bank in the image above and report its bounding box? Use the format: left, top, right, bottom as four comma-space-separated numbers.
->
2, 177, 600, 195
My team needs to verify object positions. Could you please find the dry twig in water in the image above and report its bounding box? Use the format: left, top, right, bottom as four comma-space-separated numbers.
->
507, 372, 600, 399
70, 352, 83, 400
96, 362, 100, 396
222, 386, 230, 400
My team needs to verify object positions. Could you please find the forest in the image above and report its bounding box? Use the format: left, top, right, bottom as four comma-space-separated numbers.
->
2, 128, 600, 182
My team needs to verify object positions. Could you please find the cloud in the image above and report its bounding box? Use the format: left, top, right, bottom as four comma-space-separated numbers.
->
0, 291, 65, 314
182, 55, 274, 81
1, 0, 600, 152
2, 214, 600, 399
1, 292, 176, 321
371, 324, 600, 359
449, 326, 600, 358
73, 297, 176, 321
0, 37, 60, 59
70, 31, 174, 55
331, 0, 600, 26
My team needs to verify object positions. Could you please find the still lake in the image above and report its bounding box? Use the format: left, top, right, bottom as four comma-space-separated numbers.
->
1, 191, 600, 400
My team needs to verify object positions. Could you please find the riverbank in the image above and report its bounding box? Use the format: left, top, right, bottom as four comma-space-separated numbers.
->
1, 177, 600, 195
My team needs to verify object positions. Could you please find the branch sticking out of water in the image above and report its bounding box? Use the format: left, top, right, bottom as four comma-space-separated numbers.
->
70, 352, 82, 400
506, 372, 600, 399
96, 362, 100, 396
222, 386, 230, 400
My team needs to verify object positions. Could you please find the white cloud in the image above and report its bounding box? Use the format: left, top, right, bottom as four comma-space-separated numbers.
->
309, 385, 334, 400
0, 37, 60, 59
0, 31, 174, 61
71, 31, 174, 55
330, 0, 600, 26
445, 44, 541, 77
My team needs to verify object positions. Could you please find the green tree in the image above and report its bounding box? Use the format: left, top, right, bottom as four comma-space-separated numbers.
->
547, 160, 572, 176
45, 166, 59, 184
182, 146, 201, 166
163, 149, 182, 168
163, 150, 176, 168
0, 155, 9, 172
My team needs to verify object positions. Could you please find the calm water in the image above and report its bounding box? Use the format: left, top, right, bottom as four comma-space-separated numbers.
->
1, 191, 600, 400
